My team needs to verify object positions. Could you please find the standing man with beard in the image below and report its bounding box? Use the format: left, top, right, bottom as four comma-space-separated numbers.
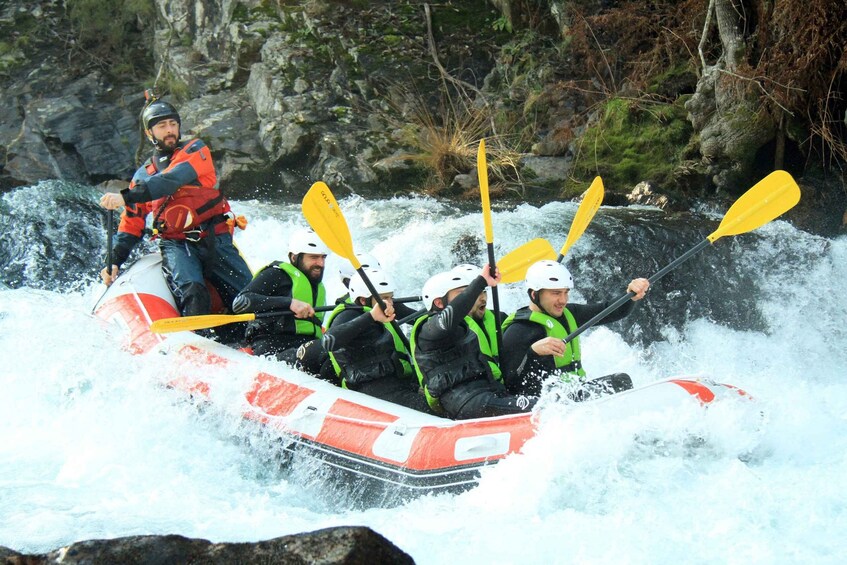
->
232, 228, 329, 368
98, 98, 252, 331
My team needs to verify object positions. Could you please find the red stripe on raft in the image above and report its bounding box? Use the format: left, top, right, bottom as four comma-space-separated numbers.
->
167, 376, 211, 398
95, 293, 178, 354
246, 372, 315, 422
180, 344, 231, 367
722, 383, 752, 398
406, 416, 536, 469
669, 379, 715, 404
316, 399, 399, 457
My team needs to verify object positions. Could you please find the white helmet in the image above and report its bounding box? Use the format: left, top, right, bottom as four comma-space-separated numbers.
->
288, 228, 329, 256
422, 270, 468, 310
450, 263, 480, 286
525, 260, 574, 292
338, 252, 381, 283
348, 267, 395, 302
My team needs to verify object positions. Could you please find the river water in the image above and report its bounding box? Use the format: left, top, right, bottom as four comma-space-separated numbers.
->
1, 181, 845, 563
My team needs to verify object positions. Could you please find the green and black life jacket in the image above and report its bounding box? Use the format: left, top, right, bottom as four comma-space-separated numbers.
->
275, 262, 326, 338
324, 303, 413, 388
502, 307, 586, 379
465, 309, 502, 381
410, 312, 501, 411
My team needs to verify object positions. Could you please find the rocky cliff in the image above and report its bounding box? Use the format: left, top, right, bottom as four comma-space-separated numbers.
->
1, 0, 844, 232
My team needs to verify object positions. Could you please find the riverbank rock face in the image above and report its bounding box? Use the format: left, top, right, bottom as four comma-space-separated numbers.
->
0, 526, 415, 565
0, 0, 844, 231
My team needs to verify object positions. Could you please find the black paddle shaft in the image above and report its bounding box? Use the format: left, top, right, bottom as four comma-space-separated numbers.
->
356, 267, 412, 350
398, 308, 427, 326
254, 296, 422, 319
562, 238, 711, 345
105, 210, 114, 271
487, 243, 504, 359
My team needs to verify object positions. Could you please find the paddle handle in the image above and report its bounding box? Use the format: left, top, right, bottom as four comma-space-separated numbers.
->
105, 210, 114, 270
562, 238, 711, 345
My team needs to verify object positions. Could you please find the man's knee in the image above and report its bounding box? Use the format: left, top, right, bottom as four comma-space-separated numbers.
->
177, 281, 211, 317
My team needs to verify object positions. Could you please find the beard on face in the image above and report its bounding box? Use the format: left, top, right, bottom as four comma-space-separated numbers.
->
295, 254, 324, 284
306, 265, 324, 283
470, 294, 487, 320
155, 134, 179, 152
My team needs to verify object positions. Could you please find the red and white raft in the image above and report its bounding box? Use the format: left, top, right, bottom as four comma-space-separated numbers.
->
93, 253, 751, 494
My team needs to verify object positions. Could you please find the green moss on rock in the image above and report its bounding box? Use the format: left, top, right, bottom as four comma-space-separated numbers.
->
568, 97, 693, 195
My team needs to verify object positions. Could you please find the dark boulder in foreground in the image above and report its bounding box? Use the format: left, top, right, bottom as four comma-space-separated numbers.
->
0, 526, 415, 564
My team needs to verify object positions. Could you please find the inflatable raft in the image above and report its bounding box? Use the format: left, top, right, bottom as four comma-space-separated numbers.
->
93, 253, 751, 495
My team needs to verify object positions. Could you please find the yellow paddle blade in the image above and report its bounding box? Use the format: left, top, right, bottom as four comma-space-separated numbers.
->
477, 139, 494, 243
559, 176, 604, 258
302, 181, 361, 269
499, 238, 558, 284
150, 313, 256, 334
708, 170, 801, 243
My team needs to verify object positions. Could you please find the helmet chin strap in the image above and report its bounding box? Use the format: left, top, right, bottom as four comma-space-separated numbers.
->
528, 289, 554, 317
528, 289, 541, 309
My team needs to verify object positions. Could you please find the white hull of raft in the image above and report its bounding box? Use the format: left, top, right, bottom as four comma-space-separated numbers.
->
93, 254, 752, 494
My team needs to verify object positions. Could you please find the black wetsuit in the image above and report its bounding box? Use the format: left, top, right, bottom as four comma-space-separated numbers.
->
322, 306, 432, 413
501, 299, 637, 396
232, 261, 324, 365
415, 276, 537, 419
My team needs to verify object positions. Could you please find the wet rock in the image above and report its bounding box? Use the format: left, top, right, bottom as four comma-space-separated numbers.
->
625, 181, 688, 211
4, 75, 137, 185
521, 156, 571, 185
1, 526, 414, 565
452, 173, 477, 190
451, 233, 484, 265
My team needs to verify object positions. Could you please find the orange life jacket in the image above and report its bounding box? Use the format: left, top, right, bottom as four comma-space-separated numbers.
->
118, 139, 231, 240
147, 139, 230, 240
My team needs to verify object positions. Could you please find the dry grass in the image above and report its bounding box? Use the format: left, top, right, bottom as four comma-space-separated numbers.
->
377, 83, 529, 198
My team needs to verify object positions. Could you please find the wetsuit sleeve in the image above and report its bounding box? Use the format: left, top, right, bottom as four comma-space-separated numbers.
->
394, 302, 417, 319
322, 309, 373, 352
109, 201, 151, 267
501, 321, 554, 392
568, 299, 636, 327
110, 232, 140, 268
418, 276, 487, 341
231, 263, 293, 314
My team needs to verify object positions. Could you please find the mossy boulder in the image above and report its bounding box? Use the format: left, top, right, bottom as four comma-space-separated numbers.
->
567, 97, 693, 197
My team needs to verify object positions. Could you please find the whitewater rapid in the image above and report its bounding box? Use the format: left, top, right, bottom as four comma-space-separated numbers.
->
1, 187, 846, 563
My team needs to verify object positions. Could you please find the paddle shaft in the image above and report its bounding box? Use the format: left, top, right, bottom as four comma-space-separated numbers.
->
486, 244, 504, 356
561, 238, 711, 345
355, 266, 412, 350
398, 308, 427, 326
477, 139, 503, 358
105, 210, 113, 270
254, 295, 421, 319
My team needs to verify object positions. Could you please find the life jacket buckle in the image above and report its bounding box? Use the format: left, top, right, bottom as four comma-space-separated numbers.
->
184, 228, 203, 242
